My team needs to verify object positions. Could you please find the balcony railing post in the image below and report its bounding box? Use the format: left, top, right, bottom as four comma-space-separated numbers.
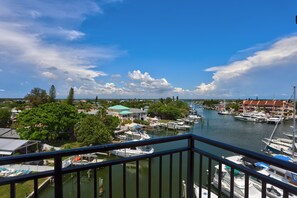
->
54, 156, 63, 198
187, 135, 194, 198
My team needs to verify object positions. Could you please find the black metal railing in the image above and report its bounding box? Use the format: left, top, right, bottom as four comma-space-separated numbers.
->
0, 133, 297, 198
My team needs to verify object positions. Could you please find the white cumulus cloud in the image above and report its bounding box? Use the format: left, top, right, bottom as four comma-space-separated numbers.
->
196, 35, 297, 97
0, 0, 124, 97
128, 70, 173, 94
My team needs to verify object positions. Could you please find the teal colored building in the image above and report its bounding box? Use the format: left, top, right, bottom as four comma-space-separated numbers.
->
107, 105, 147, 120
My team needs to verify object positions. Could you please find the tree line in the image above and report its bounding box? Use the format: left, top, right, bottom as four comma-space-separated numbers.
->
148, 97, 189, 120
25, 85, 74, 106
11, 85, 120, 146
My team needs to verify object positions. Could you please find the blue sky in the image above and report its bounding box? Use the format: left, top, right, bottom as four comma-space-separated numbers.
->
0, 0, 297, 99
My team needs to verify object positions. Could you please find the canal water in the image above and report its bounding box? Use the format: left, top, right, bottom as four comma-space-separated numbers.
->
39, 108, 293, 198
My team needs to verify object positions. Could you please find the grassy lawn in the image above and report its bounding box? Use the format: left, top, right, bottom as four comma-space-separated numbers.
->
0, 177, 48, 198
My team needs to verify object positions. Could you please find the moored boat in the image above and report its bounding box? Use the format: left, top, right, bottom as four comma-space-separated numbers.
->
212, 155, 263, 198
218, 109, 231, 115
267, 116, 284, 124
213, 155, 297, 198
264, 86, 296, 158
234, 111, 268, 122
110, 145, 154, 158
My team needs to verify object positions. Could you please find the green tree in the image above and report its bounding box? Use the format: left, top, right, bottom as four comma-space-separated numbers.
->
103, 115, 120, 134
25, 88, 48, 107
227, 103, 240, 111
202, 99, 220, 108
97, 107, 107, 120
67, 87, 74, 105
0, 108, 11, 127
77, 101, 92, 111
148, 100, 188, 120
16, 103, 79, 141
75, 115, 112, 145
49, 85, 56, 103
165, 97, 173, 104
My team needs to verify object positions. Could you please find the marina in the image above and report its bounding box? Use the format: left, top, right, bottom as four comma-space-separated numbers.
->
1, 1, 296, 197
36, 106, 296, 197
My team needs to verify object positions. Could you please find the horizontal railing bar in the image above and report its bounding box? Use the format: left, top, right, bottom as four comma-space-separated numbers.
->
62, 147, 189, 174
0, 146, 189, 186
192, 134, 297, 173
4, 134, 294, 172
194, 148, 297, 195
0, 134, 191, 165
0, 170, 53, 186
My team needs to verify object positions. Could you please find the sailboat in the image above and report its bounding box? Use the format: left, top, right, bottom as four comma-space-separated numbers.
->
263, 86, 297, 158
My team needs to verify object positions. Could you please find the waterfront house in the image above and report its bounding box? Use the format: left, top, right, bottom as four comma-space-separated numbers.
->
107, 105, 147, 120
129, 108, 147, 120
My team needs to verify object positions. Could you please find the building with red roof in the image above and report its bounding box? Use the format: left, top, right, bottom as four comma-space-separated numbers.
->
239, 100, 293, 117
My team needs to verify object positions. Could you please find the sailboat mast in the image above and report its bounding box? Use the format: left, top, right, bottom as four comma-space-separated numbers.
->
292, 86, 296, 156
265, 119, 280, 149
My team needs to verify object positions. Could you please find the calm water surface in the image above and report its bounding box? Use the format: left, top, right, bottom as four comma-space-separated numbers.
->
39, 108, 293, 198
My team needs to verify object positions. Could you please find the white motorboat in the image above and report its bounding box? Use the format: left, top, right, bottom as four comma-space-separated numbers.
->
212, 155, 262, 198
234, 112, 256, 122
267, 116, 284, 124
248, 155, 297, 197
218, 109, 231, 115
234, 111, 268, 122
218, 100, 231, 115
213, 155, 297, 198
124, 130, 151, 140
252, 112, 268, 122
167, 121, 191, 130
110, 146, 154, 158
188, 114, 201, 120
